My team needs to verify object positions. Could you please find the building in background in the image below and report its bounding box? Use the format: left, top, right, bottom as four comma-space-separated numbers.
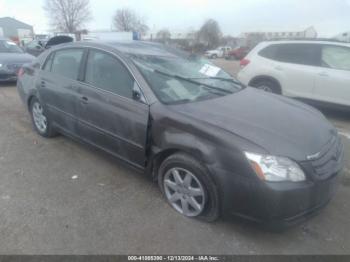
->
80, 30, 135, 42
0, 17, 34, 45
239, 26, 318, 48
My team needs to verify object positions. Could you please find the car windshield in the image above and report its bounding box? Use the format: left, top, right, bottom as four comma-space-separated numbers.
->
0, 40, 23, 53
131, 54, 242, 104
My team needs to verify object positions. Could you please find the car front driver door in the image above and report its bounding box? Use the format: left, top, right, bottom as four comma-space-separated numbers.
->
77, 49, 149, 168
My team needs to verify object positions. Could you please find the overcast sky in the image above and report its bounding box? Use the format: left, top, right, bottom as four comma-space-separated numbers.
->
1, 0, 350, 37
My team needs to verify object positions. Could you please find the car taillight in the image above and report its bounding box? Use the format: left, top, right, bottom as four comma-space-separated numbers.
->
240, 58, 250, 67
17, 67, 25, 77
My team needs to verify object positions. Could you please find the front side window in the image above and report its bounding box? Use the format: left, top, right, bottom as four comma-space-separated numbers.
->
321, 45, 350, 71
85, 50, 135, 99
51, 49, 84, 80
131, 53, 242, 104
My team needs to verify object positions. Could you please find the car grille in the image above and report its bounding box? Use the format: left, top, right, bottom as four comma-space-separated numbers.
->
310, 135, 344, 179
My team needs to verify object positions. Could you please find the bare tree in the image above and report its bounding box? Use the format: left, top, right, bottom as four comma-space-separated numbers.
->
198, 19, 222, 49
113, 8, 149, 34
156, 29, 171, 43
43, 0, 92, 33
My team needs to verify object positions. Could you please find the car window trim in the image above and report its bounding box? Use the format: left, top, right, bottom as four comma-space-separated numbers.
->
81, 47, 148, 105
42, 52, 55, 72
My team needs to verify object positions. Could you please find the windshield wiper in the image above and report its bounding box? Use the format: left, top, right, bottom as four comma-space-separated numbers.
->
190, 76, 242, 85
154, 69, 233, 94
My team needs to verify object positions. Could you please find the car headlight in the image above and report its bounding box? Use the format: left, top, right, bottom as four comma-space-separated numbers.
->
245, 152, 306, 182
0, 63, 3, 68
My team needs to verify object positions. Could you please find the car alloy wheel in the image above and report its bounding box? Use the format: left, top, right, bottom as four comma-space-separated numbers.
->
163, 167, 206, 217
32, 102, 48, 133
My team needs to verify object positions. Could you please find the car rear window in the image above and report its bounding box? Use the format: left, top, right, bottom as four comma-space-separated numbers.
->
259, 43, 321, 66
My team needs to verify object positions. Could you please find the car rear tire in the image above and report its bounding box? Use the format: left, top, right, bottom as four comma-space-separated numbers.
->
251, 79, 280, 94
30, 97, 57, 138
158, 153, 220, 222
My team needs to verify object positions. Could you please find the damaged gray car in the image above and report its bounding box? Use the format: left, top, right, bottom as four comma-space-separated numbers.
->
17, 41, 344, 228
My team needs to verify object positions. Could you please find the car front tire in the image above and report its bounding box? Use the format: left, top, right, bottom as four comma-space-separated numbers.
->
252, 79, 281, 94
30, 97, 57, 138
158, 153, 220, 222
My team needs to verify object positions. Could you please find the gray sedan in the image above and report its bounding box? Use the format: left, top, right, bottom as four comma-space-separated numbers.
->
16, 41, 344, 229
0, 38, 34, 82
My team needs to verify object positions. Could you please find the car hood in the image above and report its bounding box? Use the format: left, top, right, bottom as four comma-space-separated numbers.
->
0, 52, 35, 64
170, 87, 335, 161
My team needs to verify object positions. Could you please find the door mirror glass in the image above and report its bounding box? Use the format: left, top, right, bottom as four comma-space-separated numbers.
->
132, 82, 146, 103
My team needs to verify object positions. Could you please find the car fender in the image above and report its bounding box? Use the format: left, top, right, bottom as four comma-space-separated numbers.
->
148, 103, 267, 182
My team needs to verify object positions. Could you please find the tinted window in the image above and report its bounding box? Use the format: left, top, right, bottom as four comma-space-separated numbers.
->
51, 49, 84, 80
85, 50, 134, 99
259, 44, 321, 66
321, 45, 350, 71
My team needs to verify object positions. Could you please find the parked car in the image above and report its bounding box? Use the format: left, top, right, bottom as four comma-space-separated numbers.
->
0, 37, 35, 82
25, 35, 73, 57
237, 40, 350, 108
204, 46, 232, 59
225, 46, 250, 60
17, 41, 344, 228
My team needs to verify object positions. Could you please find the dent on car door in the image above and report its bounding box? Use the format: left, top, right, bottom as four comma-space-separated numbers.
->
77, 49, 149, 168
38, 48, 85, 134
313, 45, 350, 106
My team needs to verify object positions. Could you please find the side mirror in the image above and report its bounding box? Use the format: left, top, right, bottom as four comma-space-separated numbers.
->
132, 83, 146, 103
132, 89, 141, 100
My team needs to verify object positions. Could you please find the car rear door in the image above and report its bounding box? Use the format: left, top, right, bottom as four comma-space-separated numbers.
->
313, 44, 350, 106
77, 48, 149, 168
38, 48, 85, 136
268, 43, 321, 98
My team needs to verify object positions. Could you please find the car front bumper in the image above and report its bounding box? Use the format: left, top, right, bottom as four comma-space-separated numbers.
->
0, 72, 17, 82
213, 165, 342, 229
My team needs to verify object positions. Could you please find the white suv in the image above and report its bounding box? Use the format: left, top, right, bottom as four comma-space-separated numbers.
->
237, 40, 350, 107
205, 46, 232, 59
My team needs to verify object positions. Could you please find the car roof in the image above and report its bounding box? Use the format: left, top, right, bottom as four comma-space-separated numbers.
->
57, 40, 184, 58
259, 40, 350, 47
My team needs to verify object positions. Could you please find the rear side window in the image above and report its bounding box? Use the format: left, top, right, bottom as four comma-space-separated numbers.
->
84, 49, 134, 99
259, 43, 321, 66
321, 45, 350, 71
51, 49, 84, 80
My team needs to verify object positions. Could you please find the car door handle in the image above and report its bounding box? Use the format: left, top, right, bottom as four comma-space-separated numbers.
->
80, 96, 89, 104
318, 72, 329, 77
